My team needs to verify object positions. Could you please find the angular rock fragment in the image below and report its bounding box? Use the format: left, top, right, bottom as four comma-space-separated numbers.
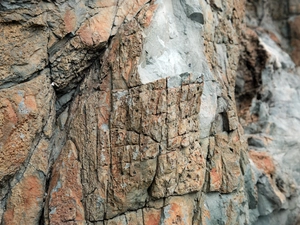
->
180, 0, 204, 24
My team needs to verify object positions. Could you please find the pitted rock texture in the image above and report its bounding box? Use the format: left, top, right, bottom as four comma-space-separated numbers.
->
236, 0, 300, 224
1, 0, 298, 224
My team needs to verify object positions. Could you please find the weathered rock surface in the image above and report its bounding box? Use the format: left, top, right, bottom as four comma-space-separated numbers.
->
236, 0, 300, 224
0, 0, 299, 224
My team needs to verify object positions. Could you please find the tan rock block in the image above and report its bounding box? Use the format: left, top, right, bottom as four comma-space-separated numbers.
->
111, 92, 128, 129
141, 142, 160, 161
221, 148, 242, 193
106, 214, 126, 225
137, 3, 158, 28
0, 22, 48, 83
1, 137, 50, 224
249, 150, 275, 176
209, 148, 223, 192
167, 87, 180, 107
150, 152, 178, 198
142, 114, 166, 142
126, 131, 140, 145
111, 129, 127, 147
3, 167, 44, 225
29, 139, 50, 174
111, 0, 151, 34
168, 120, 179, 139
46, 140, 85, 225
181, 135, 190, 148
157, 90, 168, 114
143, 208, 161, 225
24, 95, 37, 112
125, 210, 143, 225
161, 196, 194, 225
107, 158, 156, 218
1, 99, 18, 124
210, 167, 222, 191
228, 129, 240, 152
77, 6, 116, 47
0, 75, 53, 182
215, 131, 229, 148
178, 118, 189, 135
168, 136, 182, 149
64, 9, 77, 33
175, 144, 206, 194
167, 104, 179, 122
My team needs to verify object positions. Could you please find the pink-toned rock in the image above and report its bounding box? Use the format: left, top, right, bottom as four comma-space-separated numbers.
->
0, 74, 53, 182
64, 9, 77, 33
111, 0, 151, 34
143, 208, 161, 225
45, 140, 85, 225
3, 168, 44, 225
249, 150, 275, 176
160, 196, 194, 225
3, 138, 51, 225
77, 6, 117, 47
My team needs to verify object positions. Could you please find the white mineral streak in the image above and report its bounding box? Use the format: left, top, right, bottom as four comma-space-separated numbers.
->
138, 0, 218, 138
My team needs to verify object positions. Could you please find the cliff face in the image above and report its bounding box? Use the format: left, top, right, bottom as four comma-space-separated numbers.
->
0, 0, 299, 225
237, 0, 300, 224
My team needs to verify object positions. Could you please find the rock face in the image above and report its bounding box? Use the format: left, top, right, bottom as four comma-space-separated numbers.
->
0, 0, 299, 224
236, 0, 300, 224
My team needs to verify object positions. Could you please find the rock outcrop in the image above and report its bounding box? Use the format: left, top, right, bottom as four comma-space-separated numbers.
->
0, 0, 299, 224
236, 0, 300, 224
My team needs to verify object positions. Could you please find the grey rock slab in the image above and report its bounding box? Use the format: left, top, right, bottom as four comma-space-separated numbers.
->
138, 0, 206, 85
180, 0, 204, 24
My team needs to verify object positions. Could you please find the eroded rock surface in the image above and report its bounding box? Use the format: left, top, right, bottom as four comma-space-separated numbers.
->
236, 0, 300, 224
0, 0, 299, 224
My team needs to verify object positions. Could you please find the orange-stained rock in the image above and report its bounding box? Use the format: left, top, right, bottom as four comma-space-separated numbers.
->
3, 167, 44, 225
160, 196, 194, 225
111, 0, 152, 34
24, 95, 37, 112
45, 140, 85, 225
143, 208, 161, 225
77, 6, 117, 47
249, 150, 276, 176
0, 74, 54, 183
64, 9, 77, 33
210, 167, 222, 190
1, 99, 18, 124
2, 138, 51, 225
0, 0, 260, 224
137, 4, 158, 28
